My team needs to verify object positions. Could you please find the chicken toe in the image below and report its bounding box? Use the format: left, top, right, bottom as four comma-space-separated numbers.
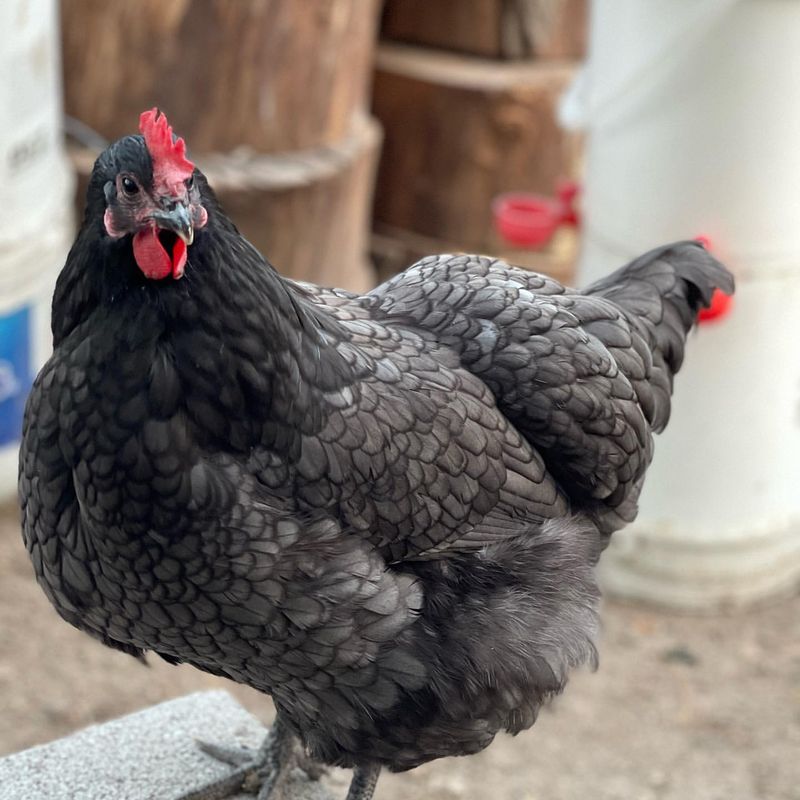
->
179, 717, 298, 800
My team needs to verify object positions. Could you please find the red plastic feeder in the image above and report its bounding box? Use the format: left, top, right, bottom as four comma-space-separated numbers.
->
698, 289, 733, 323
694, 235, 734, 324
493, 181, 580, 249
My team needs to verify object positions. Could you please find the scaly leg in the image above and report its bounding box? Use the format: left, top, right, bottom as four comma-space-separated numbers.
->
345, 764, 381, 800
178, 715, 295, 800
179, 716, 380, 800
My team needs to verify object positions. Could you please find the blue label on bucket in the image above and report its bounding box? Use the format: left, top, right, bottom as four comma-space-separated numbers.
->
0, 306, 32, 446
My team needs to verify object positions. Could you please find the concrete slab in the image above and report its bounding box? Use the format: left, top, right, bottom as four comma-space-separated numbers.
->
0, 691, 333, 800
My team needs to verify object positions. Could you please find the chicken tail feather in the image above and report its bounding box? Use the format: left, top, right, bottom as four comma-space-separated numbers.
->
582, 239, 734, 392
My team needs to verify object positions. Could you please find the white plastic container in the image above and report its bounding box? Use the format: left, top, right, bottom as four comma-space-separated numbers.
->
567, 0, 800, 609
0, 0, 74, 498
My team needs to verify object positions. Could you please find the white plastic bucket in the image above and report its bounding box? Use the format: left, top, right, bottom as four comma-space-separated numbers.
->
0, 0, 74, 498
566, 0, 800, 609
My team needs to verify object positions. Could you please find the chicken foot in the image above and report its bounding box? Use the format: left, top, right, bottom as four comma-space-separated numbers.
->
178, 716, 296, 800
178, 715, 381, 800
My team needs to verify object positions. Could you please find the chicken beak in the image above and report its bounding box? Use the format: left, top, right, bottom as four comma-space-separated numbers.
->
151, 203, 194, 246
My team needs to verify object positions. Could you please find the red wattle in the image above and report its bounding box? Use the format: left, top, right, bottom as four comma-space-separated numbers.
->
172, 237, 187, 278
133, 229, 171, 280
132, 228, 187, 280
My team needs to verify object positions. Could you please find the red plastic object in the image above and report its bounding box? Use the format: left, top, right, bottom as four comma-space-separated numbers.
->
694, 234, 733, 324
698, 289, 733, 323
556, 180, 581, 226
493, 181, 580, 248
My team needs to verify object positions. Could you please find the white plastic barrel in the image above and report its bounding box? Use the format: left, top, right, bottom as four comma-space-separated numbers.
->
0, 0, 74, 498
564, 0, 800, 609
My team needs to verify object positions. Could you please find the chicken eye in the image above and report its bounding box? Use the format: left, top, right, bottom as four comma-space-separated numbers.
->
121, 176, 139, 196
186, 174, 194, 191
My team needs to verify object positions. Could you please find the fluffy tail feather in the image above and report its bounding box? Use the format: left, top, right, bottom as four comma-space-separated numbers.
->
582, 241, 734, 429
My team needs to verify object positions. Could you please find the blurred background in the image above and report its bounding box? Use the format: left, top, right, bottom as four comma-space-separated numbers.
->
0, 1, 799, 798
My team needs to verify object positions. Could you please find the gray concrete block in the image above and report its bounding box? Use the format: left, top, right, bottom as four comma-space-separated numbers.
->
0, 690, 334, 800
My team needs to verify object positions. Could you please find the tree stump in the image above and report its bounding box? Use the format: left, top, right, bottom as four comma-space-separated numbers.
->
372, 44, 581, 255
61, 0, 380, 151
381, 0, 588, 60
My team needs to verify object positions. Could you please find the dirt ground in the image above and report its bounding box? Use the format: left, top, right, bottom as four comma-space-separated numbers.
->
1, 499, 798, 800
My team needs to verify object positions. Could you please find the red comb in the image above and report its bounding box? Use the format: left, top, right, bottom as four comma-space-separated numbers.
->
139, 108, 195, 195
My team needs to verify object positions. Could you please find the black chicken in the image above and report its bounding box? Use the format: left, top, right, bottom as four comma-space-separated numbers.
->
20, 109, 733, 800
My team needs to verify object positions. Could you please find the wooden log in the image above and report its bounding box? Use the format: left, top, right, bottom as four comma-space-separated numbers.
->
60, 0, 381, 152
371, 223, 577, 287
380, 0, 587, 60
372, 44, 581, 253
69, 114, 381, 292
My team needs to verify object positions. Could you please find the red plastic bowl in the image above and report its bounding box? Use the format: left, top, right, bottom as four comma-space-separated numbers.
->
693, 235, 734, 323
493, 193, 561, 248
698, 288, 733, 323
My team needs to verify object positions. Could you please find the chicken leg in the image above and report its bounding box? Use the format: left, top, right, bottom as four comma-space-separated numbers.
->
345, 765, 381, 800
179, 715, 381, 800
179, 716, 296, 800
